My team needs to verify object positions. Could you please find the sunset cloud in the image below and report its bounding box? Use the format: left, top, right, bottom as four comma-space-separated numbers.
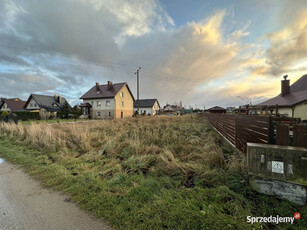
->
265, 8, 307, 76
0, 0, 306, 108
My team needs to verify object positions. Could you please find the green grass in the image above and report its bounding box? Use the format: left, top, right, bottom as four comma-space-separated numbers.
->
0, 115, 306, 229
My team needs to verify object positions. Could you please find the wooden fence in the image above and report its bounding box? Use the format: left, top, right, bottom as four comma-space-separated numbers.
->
204, 113, 307, 153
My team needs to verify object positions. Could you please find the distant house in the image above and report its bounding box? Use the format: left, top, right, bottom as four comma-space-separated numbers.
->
24, 94, 70, 119
163, 104, 180, 113
134, 99, 160, 115
80, 81, 135, 119
226, 107, 236, 113
0, 98, 26, 112
208, 106, 226, 114
256, 74, 307, 120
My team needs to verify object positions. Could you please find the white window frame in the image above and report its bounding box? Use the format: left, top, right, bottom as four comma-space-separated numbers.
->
120, 92, 124, 97
97, 101, 101, 107
106, 100, 110, 107
121, 101, 124, 107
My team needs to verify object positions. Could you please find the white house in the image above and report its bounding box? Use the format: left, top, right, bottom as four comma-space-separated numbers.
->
256, 74, 307, 121
133, 99, 160, 115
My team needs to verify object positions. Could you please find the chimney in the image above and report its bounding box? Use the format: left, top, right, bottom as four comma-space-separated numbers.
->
108, 81, 113, 89
95, 82, 100, 91
281, 75, 290, 96
54, 94, 61, 103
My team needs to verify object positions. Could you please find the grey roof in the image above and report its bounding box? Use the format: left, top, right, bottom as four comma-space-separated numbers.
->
24, 94, 70, 112
80, 82, 135, 100
257, 89, 307, 107
290, 74, 307, 93
134, 99, 160, 108
208, 106, 226, 111
258, 74, 307, 107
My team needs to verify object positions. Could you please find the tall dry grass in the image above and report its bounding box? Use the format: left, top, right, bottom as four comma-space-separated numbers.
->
0, 115, 246, 181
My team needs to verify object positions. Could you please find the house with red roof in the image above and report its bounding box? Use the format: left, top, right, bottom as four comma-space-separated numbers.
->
0, 98, 26, 112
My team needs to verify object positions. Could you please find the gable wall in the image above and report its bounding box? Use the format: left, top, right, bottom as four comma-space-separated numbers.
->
114, 85, 134, 118
26, 98, 40, 110
0, 102, 11, 111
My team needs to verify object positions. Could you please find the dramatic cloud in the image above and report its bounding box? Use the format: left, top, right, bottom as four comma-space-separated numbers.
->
121, 10, 245, 104
0, 0, 306, 108
265, 9, 307, 76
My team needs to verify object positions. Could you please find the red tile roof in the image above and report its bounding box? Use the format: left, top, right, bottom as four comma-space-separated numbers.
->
0, 98, 26, 112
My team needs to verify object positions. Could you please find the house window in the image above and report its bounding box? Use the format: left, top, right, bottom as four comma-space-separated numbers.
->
106, 100, 110, 106
109, 112, 111, 116
97, 101, 101, 107
91, 101, 93, 105
96, 111, 101, 117
30, 103, 33, 107
121, 101, 124, 107
144, 110, 146, 114
120, 92, 124, 97
34, 103, 37, 107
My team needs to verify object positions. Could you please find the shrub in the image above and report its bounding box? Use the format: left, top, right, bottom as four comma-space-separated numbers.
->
0, 110, 10, 120
14, 111, 40, 121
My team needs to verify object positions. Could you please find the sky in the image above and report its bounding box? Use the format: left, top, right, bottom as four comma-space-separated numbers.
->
0, 0, 307, 108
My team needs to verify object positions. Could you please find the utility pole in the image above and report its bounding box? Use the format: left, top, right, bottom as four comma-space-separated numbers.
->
135, 67, 141, 116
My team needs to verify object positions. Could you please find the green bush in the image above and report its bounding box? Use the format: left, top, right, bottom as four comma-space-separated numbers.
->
14, 111, 40, 121
0, 110, 10, 120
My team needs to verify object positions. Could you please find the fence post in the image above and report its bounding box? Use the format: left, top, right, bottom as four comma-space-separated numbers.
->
269, 117, 275, 144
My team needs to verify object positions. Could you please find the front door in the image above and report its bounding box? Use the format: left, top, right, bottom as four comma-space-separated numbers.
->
121, 111, 123, 118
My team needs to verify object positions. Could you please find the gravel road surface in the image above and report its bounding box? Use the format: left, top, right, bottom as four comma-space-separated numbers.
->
0, 159, 111, 230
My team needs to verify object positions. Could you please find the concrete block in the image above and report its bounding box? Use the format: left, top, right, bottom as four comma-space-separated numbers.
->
247, 143, 307, 186
250, 176, 306, 205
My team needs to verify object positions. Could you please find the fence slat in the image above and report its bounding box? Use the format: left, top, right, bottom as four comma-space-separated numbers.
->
276, 124, 290, 146
293, 125, 307, 148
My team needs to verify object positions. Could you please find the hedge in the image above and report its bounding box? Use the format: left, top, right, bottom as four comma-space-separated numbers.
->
13, 111, 40, 121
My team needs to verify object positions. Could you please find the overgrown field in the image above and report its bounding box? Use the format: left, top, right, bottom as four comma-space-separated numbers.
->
0, 115, 306, 229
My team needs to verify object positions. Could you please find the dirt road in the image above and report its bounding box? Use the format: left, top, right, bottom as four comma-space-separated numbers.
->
0, 159, 112, 230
